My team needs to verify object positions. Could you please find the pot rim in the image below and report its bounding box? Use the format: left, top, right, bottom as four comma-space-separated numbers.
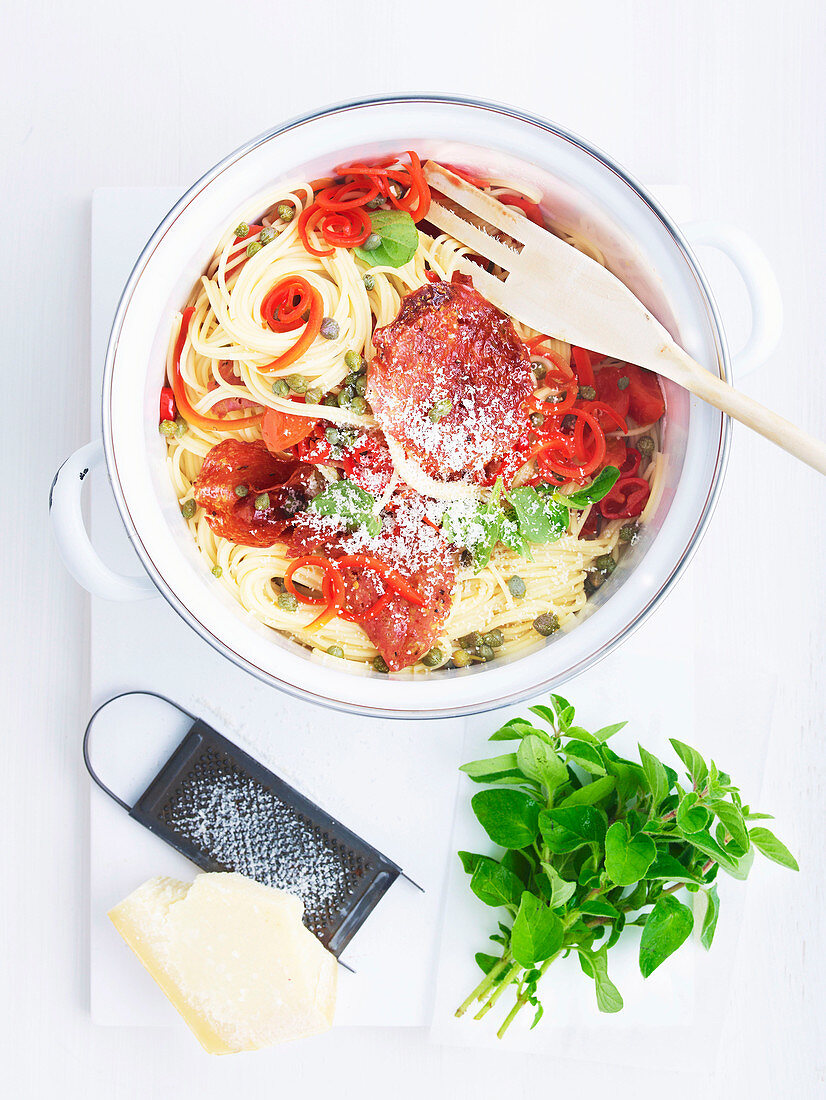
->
101, 93, 731, 719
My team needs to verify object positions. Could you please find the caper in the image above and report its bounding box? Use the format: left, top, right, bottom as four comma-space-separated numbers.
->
429, 397, 452, 422
578, 385, 597, 401
561, 414, 576, 431
617, 375, 630, 390
483, 629, 504, 649
305, 388, 323, 405
325, 426, 341, 445
344, 349, 363, 372
363, 273, 375, 291
421, 647, 443, 668
355, 375, 368, 396
327, 645, 344, 658
234, 221, 249, 239
159, 419, 177, 437
211, 564, 223, 578
259, 225, 277, 244
234, 484, 248, 498
174, 417, 188, 438
286, 374, 308, 394
362, 233, 381, 252
366, 196, 385, 209
277, 592, 298, 612
587, 570, 604, 591
507, 575, 526, 599
533, 612, 560, 637
337, 388, 353, 409
277, 202, 294, 222
637, 435, 655, 457
320, 317, 339, 340
372, 655, 389, 673
349, 396, 368, 415
246, 240, 262, 257
594, 553, 617, 576
452, 649, 473, 668
533, 363, 547, 380
529, 412, 545, 428
323, 394, 339, 407
180, 499, 197, 519
272, 379, 290, 397
477, 643, 495, 662
459, 631, 482, 652
255, 493, 270, 510
619, 522, 638, 543
545, 392, 564, 405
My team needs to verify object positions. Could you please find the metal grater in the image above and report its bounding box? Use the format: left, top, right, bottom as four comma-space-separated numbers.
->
84, 692, 413, 958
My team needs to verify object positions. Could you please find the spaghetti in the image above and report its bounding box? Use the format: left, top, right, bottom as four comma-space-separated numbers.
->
162, 152, 665, 673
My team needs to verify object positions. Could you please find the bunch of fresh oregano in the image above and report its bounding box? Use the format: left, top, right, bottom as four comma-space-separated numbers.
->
457, 694, 798, 1038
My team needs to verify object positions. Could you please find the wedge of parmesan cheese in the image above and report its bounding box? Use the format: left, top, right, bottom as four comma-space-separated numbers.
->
108, 872, 337, 1054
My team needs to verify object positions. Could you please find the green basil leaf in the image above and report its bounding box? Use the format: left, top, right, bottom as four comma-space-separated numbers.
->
529, 703, 560, 729
475, 952, 507, 979
510, 892, 564, 967
469, 856, 524, 908
639, 895, 694, 978
309, 478, 380, 534
500, 848, 533, 884
749, 827, 799, 871
708, 799, 750, 853
604, 820, 656, 886
646, 853, 700, 883
441, 478, 505, 571
679, 829, 741, 875
540, 863, 577, 909
541, 805, 607, 845
458, 850, 485, 875
556, 466, 621, 509
506, 487, 569, 544
563, 739, 607, 775
676, 792, 711, 834
558, 775, 616, 807
669, 738, 709, 788
639, 745, 669, 809
354, 209, 418, 268
579, 899, 620, 919
488, 718, 548, 741
516, 735, 569, 793
578, 946, 624, 1012
591, 721, 627, 742
471, 788, 542, 849
700, 885, 720, 950
459, 754, 519, 779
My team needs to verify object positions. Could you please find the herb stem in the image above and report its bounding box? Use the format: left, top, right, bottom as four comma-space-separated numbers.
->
455, 953, 512, 1017
474, 962, 521, 1020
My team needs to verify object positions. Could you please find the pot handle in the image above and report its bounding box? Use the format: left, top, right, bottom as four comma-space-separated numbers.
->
50, 439, 157, 601
683, 221, 783, 379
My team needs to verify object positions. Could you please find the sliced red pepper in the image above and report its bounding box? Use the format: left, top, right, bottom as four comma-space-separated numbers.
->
594, 364, 631, 420
572, 346, 596, 388
172, 308, 263, 432
258, 276, 323, 372
159, 386, 176, 423
600, 476, 651, 519
625, 364, 666, 425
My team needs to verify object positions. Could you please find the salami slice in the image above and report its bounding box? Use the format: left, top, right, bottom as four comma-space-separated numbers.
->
193, 439, 323, 548
368, 279, 534, 480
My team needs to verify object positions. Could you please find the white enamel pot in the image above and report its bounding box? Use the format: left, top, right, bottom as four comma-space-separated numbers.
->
50, 95, 783, 719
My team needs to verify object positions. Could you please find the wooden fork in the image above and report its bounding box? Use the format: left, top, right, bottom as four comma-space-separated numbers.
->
423, 162, 826, 475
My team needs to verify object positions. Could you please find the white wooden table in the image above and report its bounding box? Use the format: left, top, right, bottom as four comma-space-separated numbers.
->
4, 1, 825, 1095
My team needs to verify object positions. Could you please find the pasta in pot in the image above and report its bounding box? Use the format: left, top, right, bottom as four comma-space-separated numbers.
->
162, 153, 664, 674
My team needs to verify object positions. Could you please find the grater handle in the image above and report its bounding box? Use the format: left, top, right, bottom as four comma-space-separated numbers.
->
83, 690, 196, 811
50, 439, 158, 601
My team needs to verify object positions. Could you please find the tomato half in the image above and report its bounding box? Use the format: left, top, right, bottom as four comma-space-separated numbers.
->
262, 407, 319, 453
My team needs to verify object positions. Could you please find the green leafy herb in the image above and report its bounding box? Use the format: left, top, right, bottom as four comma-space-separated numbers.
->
506, 487, 569, 544
455, 695, 797, 1038
441, 479, 507, 571
354, 209, 418, 268
308, 478, 381, 536
553, 465, 621, 509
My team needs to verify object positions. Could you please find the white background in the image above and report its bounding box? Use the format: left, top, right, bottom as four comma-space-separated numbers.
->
3, 0, 825, 1096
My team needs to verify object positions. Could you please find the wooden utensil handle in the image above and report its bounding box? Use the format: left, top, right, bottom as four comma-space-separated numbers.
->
670, 351, 826, 474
